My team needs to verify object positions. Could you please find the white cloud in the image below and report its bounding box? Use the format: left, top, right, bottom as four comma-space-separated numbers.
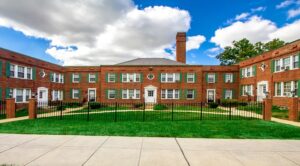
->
288, 7, 300, 18
276, 0, 294, 9
251, 6, 266, 12
186, 35, 206, 51
211, 15, 300, 48
235, 13, 250, 21
0, 0, 204, 66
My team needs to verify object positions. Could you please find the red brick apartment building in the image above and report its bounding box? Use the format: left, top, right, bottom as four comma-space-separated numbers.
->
0, 32, 299, 108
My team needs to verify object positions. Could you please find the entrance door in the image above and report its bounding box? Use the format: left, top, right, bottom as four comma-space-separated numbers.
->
207, 89, 215, 103
144, 86, 157, 103
88, 88, 96, 102
257, 81, 268, 102
37, 87, 48, 103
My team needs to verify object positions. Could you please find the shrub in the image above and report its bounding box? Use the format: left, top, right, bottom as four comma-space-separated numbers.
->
220, 99, 239, 107
89, 102, 107, 109
238, 101, 248, 106
56, 105, 66, 111
208, 102, 219, 108
65, 102, 82, 108
133, 103, 143, 109
153, 104, 168, 110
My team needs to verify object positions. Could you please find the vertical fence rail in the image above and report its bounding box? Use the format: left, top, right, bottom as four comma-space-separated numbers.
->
0, 100, 6, 119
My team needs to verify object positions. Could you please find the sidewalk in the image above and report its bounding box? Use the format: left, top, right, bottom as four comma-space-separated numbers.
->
0, 134, 299, 166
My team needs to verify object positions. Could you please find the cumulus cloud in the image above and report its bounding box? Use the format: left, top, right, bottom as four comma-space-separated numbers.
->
186, 35, 206, 51
235, 13, 250, 21
210, 15, 300, 48
0, 0, 204, 65
288, 7, 300, 18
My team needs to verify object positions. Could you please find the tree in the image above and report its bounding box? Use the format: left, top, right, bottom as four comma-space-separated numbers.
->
216, 38, 285, 65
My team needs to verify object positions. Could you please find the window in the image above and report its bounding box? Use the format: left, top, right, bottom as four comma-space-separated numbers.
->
12, 89, 31, 103
207, 73, 215, 83
186, 90, 195, 99
72, 89, 80, 99
55, 74, 59, 82
27, 67, 32, 79
275, 59, 281, 72
121, 73, 141, 82
283, 57, 290, 70
275, 82, 282, 96
89, 74, 96, 83
283, 82, 291, 96
122, 89, 140, 99
73, 74, 80, 83
242, 85, 253, 96
52, 90, 63, 101
294, 81, 298, 97
108, 90, 116, 99
293, 55, 299, 69
51, 73, 64, 83
17, 66, 25, 78
241, 66, 253, 78
161, 89, 179, 99
108, 73, 116, 82
161, 73, 180, 83
10, 64, 15, 77
60, 75, 64, 83
224, 73, 233, 83
224, 90, 232, 99
187, 73, 195, 83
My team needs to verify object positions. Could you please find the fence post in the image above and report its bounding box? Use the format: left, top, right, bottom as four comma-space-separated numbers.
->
5, 98, 15, 119
263, 99, 272, 121
87, 102, 90, 121
171, 102, 174, 121
200, 102, 203, 120
28, 98, 37, 119
288, 98, 299, 121
143, 102, 145, 122
114, 102, 117, 122
60, 101, 63, 120
229, 102, 232, 120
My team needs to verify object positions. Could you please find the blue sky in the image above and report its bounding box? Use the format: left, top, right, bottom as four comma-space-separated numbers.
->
0, 0, 300, 66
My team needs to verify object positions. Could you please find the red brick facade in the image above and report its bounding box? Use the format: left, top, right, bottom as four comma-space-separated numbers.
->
0, 33, 300, 107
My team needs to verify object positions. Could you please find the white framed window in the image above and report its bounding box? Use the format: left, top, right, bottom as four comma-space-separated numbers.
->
121, 73, 141, 83
207, 73, 215, 83
52, 90, 63, 101
224, 90, 233, 99
283, 57, 291, 70
72, 74, 80, 83
108, 90, 116, 99
9, 64, 33, 80
161, 89, 179, 99
122, 89, 140, 99
274, 54, 299, 73
242, 85, 253, 96
10, 64, 15, 77
51, 73, 64, 83
241, 66, 253, 78
275, 81, 298, 97
27, 67, 32, 79
275, 59, 281, 72
72, 89, 80, 99
108, 73, 116, 82
89, 73, 96, 83
186, 90, 195, 99
283, 82, 291, 96
12, 88, 31, 103
275, 82, 282, 97
161, 73, 180, 83
224, 73, 233, 83
17, 66, 25, 78
293, 55, 299, 69
187, 73, 195, 83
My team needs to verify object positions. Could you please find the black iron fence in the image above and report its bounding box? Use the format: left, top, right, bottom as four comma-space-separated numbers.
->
36, 101, 263, 122
0, 100, 6, 119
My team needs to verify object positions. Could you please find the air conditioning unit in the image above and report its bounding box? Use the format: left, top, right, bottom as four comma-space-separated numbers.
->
285, 66, 290, 70
281, 66, 285, 70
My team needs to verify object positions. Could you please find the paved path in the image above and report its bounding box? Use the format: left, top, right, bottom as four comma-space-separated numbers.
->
0, 134, 299, 166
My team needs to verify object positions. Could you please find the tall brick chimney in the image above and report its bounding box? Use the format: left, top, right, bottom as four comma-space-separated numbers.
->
176, 32, 186, 64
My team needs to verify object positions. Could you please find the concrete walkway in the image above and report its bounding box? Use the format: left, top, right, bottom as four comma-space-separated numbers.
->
0, 134, 299, 166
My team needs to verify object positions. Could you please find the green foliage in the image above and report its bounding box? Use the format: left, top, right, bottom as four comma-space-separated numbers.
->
64, 102, 83, 108
153, 104, 168, 110
56, 105, 67, 111
89, 102, 107, 109
217, 38, 286, 65
133, 103, 143, 109
220, 99, 239, 107
208, 102, 219, 108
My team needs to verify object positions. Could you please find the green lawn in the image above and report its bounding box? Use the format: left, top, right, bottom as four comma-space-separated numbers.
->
0, 119, 299, 139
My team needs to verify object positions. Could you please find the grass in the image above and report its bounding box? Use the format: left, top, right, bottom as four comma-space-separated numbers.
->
272, 106, 289, 120
237, 105, 262, 114
0, 119, 300, 139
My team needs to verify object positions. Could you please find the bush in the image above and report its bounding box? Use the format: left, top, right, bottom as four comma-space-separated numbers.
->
89, 102, 107, 109
153, 104, 168, 110
220, 99, 239, 107
65, 102, 82, 108
133, 103, 143, 109
238, 101, 248, 106
208, 102, 219, 108
56, 105, 66, 111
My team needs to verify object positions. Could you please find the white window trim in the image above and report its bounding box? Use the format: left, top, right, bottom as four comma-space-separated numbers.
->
161, 89, 180, 99
242, 85, 253, 96
121, 89, 140, 99
89, 74, 96, 83
274, 54, 299, 73
10, 64, 33, 80
88, 88, 97, 101
13, 88, 31, 103
72, 74, 80, 83
225, 73, 233, 83
108, 73, 116, 83
187, 73, 195, 83
206, 89, 216, 102
108, 90, 116, 99
72, 89, 80, 99
207, 73, 215, 83
224, 90, 233, 99
161, 73, 180, 83
186, 90, 195, 100
121, 73, 141, 83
